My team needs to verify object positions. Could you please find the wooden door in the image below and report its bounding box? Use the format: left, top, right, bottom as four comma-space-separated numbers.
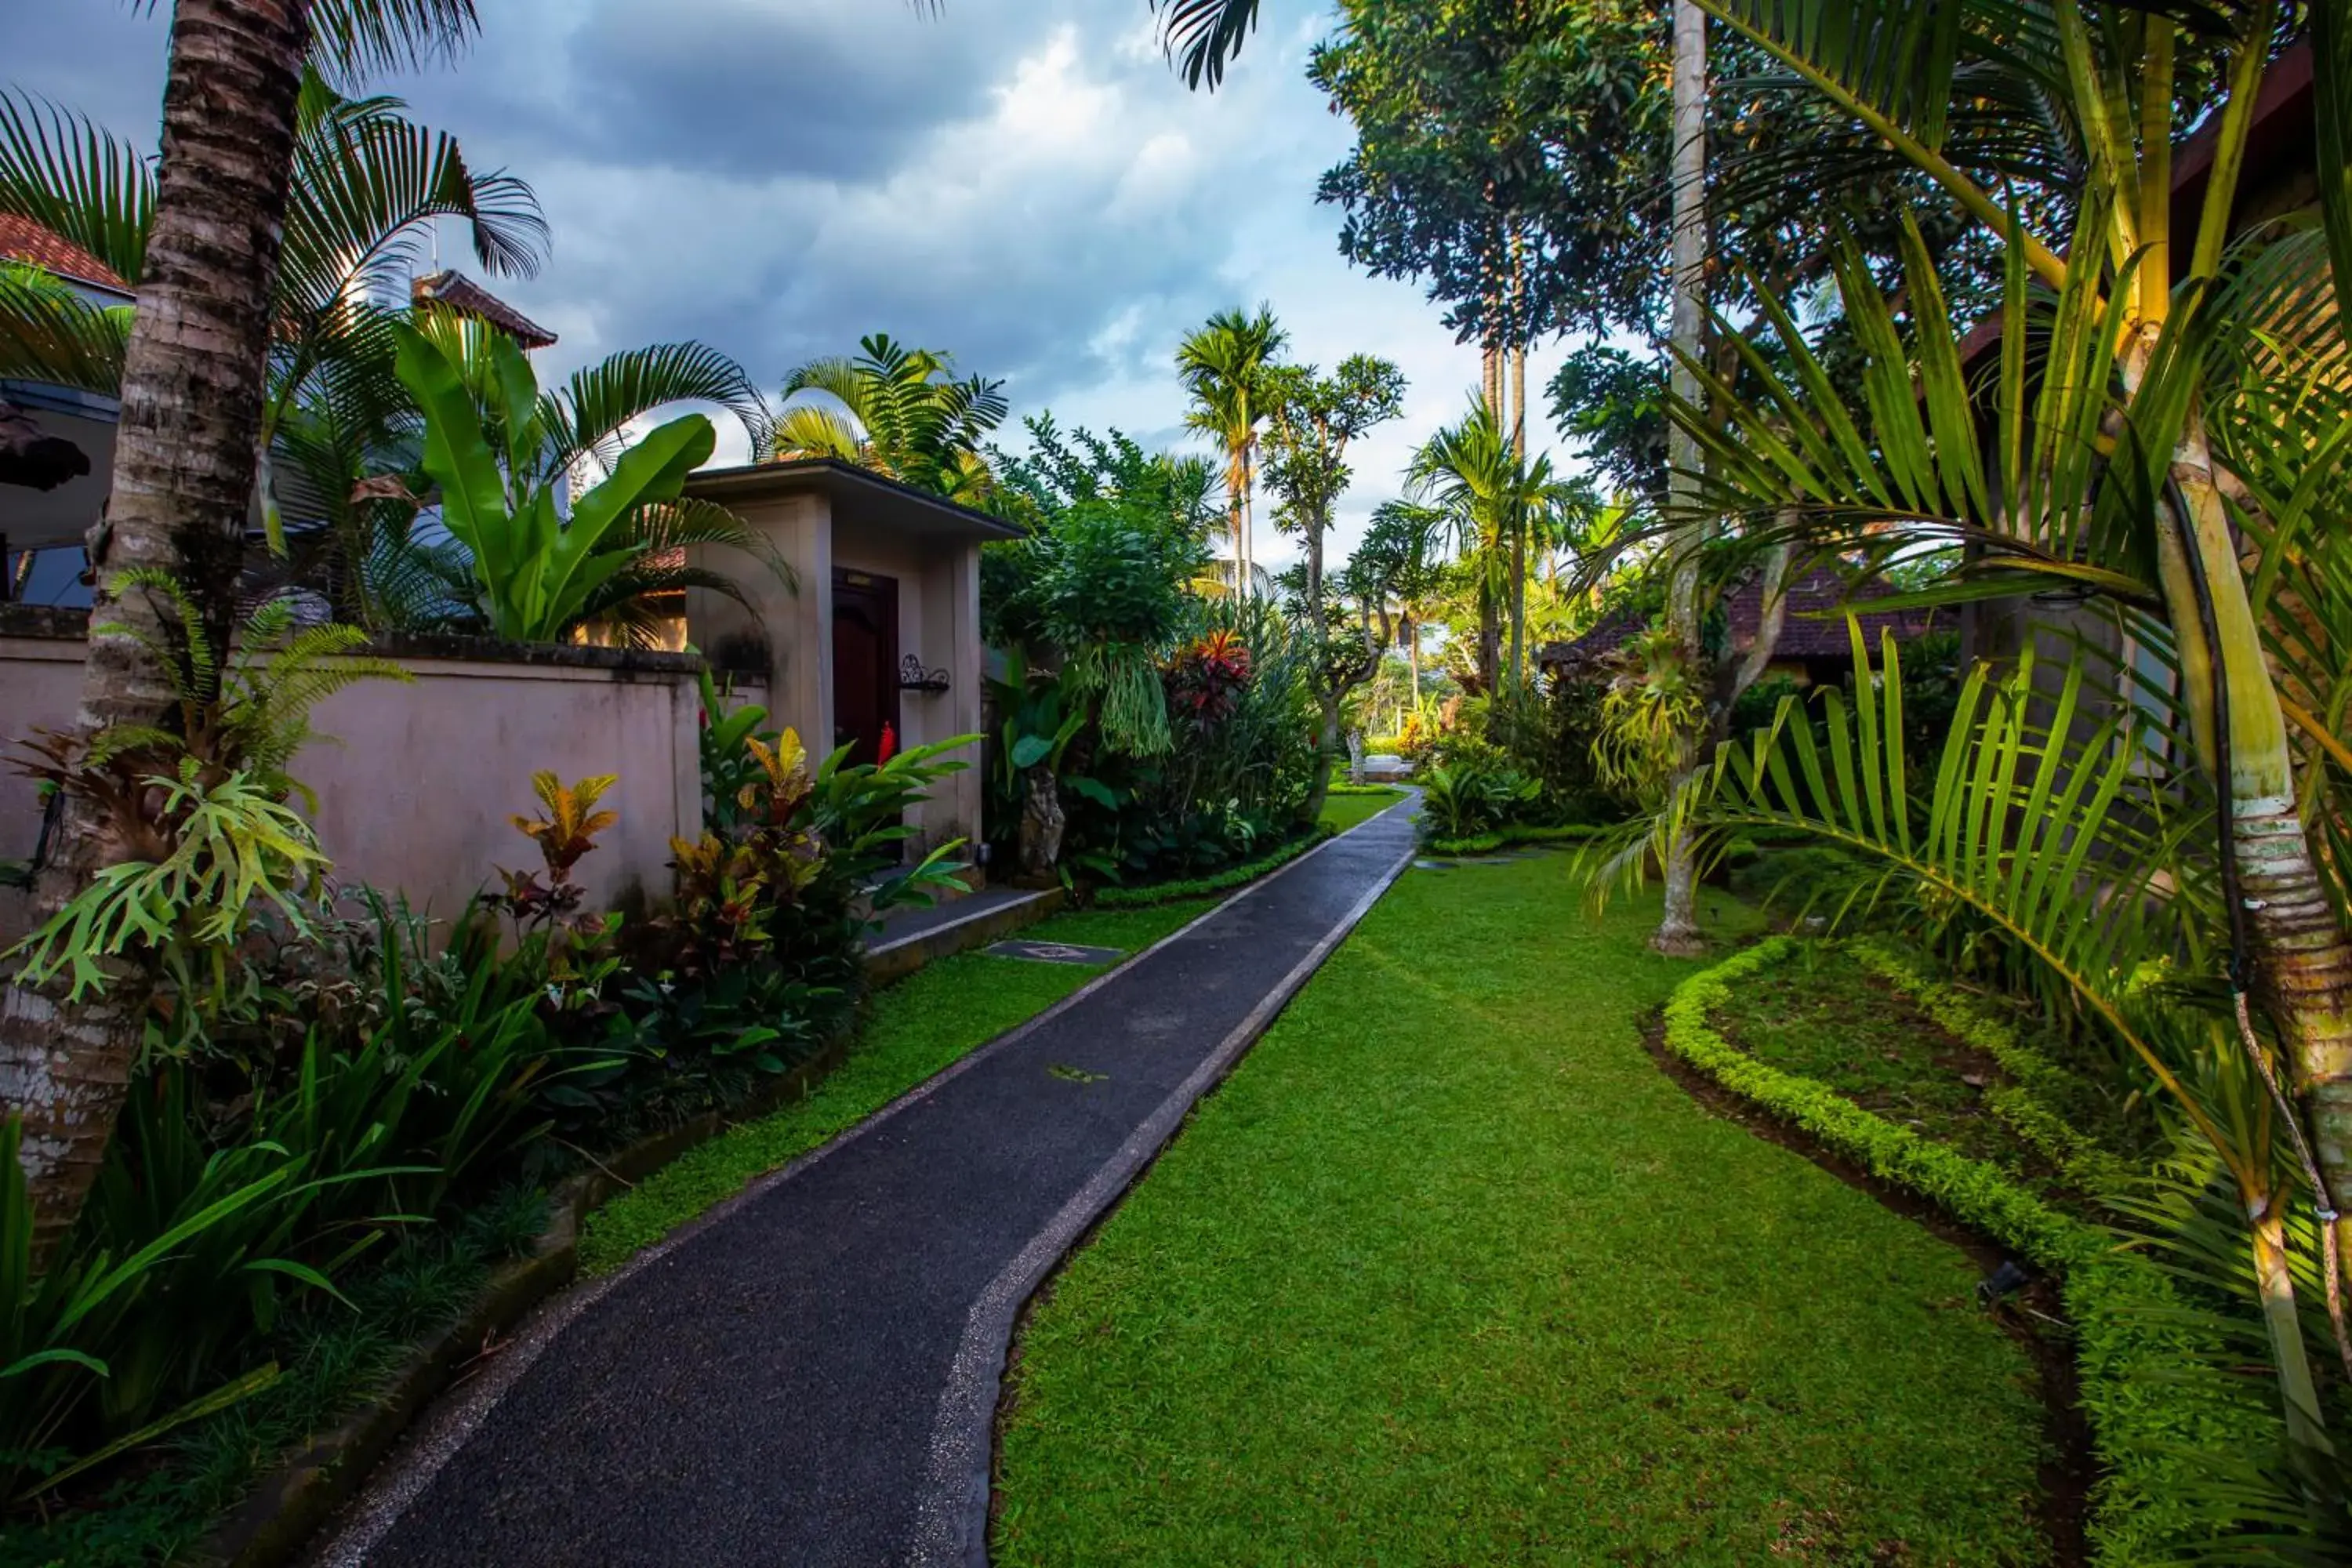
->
831, 568, 900, 766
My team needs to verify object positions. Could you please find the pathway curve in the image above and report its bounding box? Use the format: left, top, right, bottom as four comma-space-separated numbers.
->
320, 798, 1419, 1568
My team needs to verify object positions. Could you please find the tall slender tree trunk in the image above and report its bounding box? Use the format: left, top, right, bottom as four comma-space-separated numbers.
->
1405, 612, 1420, 719
1508, 230, 1530, 692
1655, 0, 1711, 956
1477, 580, 1501, 695
0, 0, 310, 1266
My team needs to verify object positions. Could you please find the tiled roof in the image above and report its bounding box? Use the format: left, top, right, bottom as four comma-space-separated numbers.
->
1537, 564, 1940, 673
411, 270, 557, 349
0, 214, 129, 291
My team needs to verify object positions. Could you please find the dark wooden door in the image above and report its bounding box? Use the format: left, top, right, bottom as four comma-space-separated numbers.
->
831, 568, 900, 766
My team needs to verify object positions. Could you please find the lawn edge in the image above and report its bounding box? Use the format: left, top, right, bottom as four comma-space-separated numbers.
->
1664, 937, 2275, 1567
305, 797, 1418, 1567
932, 817, 1421, 1567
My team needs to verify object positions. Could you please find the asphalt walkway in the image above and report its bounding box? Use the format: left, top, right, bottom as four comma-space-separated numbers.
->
321, 798, 1418, 1568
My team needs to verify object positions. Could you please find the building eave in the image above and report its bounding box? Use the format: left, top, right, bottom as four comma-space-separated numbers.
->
685, 458, 1026, 543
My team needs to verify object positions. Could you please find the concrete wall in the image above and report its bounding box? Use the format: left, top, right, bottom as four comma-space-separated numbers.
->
689, 492, 987, 860
830, 525, 985, 853
0, 619, 706, 941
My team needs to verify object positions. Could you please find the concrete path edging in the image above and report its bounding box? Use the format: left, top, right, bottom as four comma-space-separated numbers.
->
316, 793, 1418, 1568
915, 822, 1417, 1566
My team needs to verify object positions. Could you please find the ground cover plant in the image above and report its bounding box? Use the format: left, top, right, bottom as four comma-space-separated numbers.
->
577, 899, 1213, 1275
994, 865, 2050, 1566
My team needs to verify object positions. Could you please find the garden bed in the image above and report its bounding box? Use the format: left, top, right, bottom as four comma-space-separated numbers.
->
0, 885, 1086, 1568
1421, 821, 1601, 857
1088, 787, 1403, 909
1662, 938, 2274, 1565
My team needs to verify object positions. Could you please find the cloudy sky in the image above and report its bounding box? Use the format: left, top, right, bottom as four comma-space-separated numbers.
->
5, 0, 1584, 564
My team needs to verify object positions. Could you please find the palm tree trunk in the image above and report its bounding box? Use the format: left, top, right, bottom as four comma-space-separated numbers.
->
1477, 581, 1501, 695
1655, 0, 1711, 956
1405, 613, 1420, 718
2163, 445, 2352, 1214
0, 0, 310, 1267
1508, 519, 1526, 691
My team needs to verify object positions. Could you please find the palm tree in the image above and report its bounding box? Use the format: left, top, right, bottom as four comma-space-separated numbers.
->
774, 333, 1007, 506
1629, 0, 2352, 1456
1177, 305, 1286, 594
1406, 394, 1563, 693
0, 69, 547, 619
0, 0, 486, 1266
1653, 0, 1713, 957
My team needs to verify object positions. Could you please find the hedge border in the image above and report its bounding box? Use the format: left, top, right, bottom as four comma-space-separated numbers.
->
1090, 826, 1339, 909
1421, 822, 1602, 857
1665, 938, 2272, 1566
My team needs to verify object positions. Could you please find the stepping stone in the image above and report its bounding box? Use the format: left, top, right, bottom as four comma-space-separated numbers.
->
985, 939, 1126, 965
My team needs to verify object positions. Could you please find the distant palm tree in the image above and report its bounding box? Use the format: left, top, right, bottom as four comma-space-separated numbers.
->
1177, 305, 1286, 593
774, 333, 1007, 506
1406, 394, 1565, 692
0, 0, 488, 1265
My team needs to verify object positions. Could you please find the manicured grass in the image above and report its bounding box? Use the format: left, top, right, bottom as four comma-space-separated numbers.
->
995, 866, 2050, 1566
1316, 785, 1405, 831
575, 899, 1211, 1275
1715, 942, 2138, 1205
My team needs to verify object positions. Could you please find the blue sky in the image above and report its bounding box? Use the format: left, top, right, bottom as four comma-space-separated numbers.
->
4, 1, 1583, 564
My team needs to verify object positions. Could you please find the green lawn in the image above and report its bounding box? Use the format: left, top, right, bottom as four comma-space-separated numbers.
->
995, 863, 2050, 1566
1317, 785, 1406, 832
576, 899, 1211, 1274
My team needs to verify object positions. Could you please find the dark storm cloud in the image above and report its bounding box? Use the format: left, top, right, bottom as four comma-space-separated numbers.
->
0, 0, 1420, 502
455, 0, 1018, 181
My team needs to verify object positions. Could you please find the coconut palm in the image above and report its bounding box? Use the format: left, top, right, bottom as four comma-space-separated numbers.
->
0, 70, 548, 618
1406, 394, 1567, 694
1, 0, 489, 1265
773, 333, 1006, 506
1177, 305, 1287, 593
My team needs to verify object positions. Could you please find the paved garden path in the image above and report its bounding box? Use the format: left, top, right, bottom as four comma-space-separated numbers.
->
322, 799, 1419, 1568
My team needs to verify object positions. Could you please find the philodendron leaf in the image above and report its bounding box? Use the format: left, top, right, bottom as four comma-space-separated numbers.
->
1011, 735, 1054, 770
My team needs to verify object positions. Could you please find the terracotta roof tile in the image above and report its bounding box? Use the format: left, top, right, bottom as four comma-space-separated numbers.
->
0, 214, 129, 291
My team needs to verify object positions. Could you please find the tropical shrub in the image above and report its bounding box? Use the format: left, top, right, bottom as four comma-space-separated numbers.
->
1417, 757, 1539, 842
391, 324, 725, 644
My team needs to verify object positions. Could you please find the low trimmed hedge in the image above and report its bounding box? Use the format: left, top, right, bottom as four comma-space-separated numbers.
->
1326, 782, 1403, 797
1421, 822, 1602, 857
1666, 938, 2273, 1566
1091, 826, 1338, 909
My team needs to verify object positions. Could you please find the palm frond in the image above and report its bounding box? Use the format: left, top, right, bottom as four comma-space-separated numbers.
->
0, 263, 129, 392
278, 71, 546, 322
1152, 0, 1263, 90
1583, 622, 2221, 1134
0, 90, 151, 285
546, 341, 767, 477
772, 403, 866, 463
